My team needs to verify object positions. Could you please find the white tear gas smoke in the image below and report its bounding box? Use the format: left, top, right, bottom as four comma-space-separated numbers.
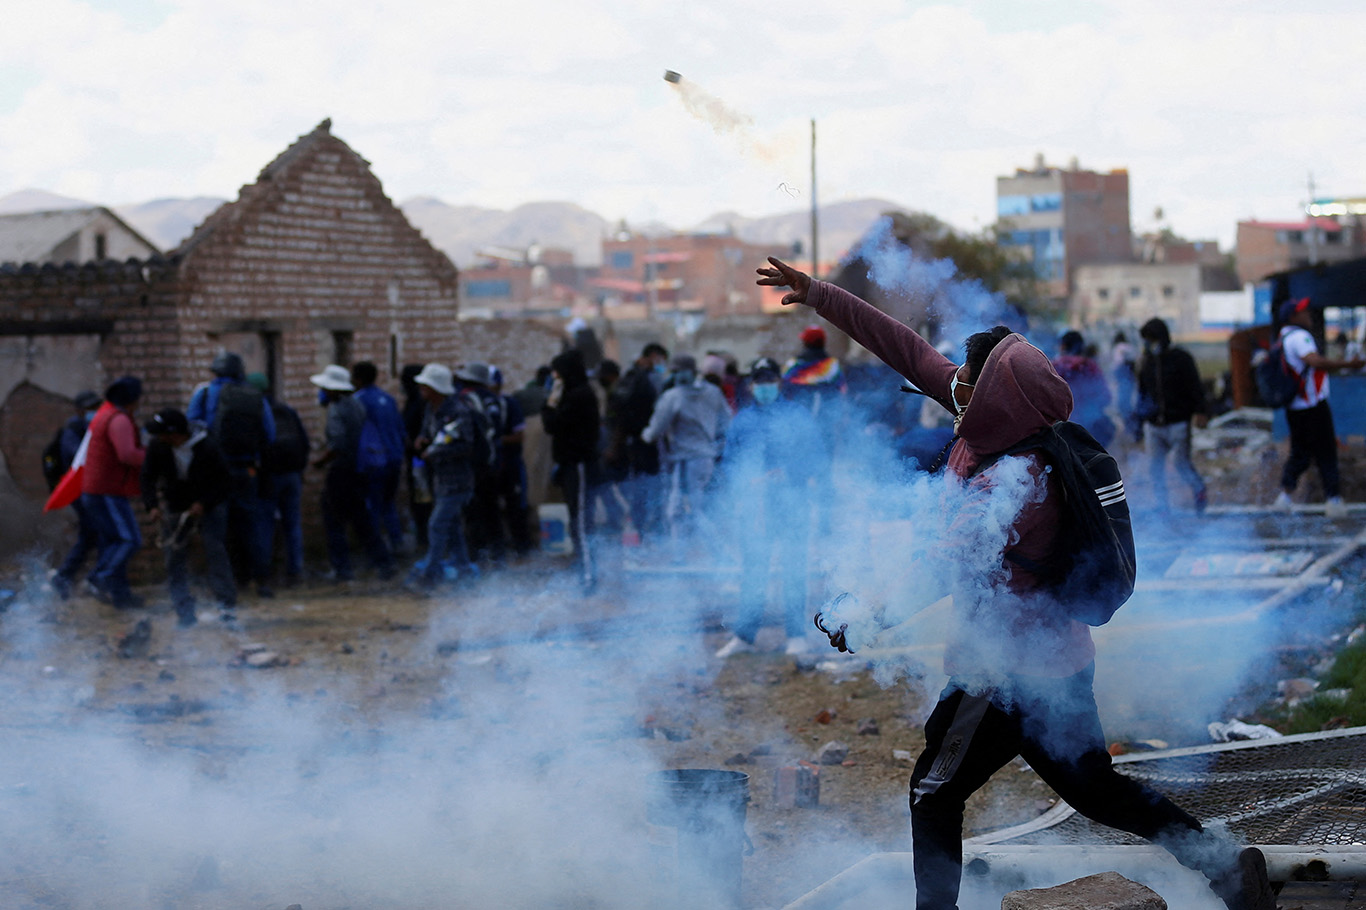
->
0, 348, 1341, 905
663, 70, 793, 176
849, 216, 1024, 347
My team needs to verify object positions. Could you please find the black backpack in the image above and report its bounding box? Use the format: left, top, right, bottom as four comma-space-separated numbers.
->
41, 429, 67, 490
458, 388, 498, 478
1254, 337, 1300, 409
41, 416, 87, 490
211, 382, 266, 462
973, 421, 1137, 626
262, 401, 309, 474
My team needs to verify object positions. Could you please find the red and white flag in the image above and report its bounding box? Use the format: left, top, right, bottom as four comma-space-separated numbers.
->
43, 401, 112, 512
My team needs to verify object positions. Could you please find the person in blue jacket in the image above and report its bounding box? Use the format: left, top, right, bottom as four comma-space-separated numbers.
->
351, 361, 409, 554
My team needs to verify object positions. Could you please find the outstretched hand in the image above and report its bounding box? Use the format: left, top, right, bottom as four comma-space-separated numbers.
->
756, 257, 811, 307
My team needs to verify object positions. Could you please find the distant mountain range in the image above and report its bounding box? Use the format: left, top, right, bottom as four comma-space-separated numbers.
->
0, 189, 906, 268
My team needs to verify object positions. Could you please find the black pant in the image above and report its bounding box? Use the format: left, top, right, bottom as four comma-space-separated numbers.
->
322, 464, 393, 579
1282, 400, 1340, 498
909, 665, 1225, 909
555, 460, 596, 588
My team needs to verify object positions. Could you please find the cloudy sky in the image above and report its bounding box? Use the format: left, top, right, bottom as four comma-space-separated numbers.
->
3, 0, 1363, 248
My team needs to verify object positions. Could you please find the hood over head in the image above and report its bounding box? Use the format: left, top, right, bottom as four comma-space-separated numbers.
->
550, 349, 589, 389
956, 334, 1072, 456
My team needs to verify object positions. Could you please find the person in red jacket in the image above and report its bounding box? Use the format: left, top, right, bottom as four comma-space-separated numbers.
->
81, 376, 147, 609
757, 258, 1275, 910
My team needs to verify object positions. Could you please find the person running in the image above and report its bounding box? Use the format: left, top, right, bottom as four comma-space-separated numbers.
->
757, 256, 1276, 910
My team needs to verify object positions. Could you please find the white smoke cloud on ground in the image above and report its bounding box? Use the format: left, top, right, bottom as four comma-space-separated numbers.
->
0, 327, 1339, 906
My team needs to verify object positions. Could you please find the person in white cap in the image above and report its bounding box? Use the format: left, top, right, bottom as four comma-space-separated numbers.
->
309, 365, 394, 582
408, 363, 481, 587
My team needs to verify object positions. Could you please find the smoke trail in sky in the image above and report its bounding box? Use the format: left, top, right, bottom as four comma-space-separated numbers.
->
664, 71, 792, 176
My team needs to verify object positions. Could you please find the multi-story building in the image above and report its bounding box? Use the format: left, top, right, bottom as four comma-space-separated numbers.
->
459, 245, 589, 318
1235, 214, 1362, 286
594, 231, 792, 321
1071, 261, 1241, 338
996, 156, 1132, 299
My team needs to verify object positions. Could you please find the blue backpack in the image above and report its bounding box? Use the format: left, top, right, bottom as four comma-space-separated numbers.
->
356, 418, 389, 475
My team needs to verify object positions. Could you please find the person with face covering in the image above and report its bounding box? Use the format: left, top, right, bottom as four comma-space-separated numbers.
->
756, 257, 1277, 910
640, 354, 732, 558
541, 349, 601, 591
713, 357, 822, 658
1135, 318, 1209, 514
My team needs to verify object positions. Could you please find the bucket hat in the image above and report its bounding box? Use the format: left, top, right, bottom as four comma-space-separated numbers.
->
414, 363, 455, 396
309, 365, 354, 392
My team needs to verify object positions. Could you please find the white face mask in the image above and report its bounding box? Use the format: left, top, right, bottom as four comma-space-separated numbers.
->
949, 366, 974, 433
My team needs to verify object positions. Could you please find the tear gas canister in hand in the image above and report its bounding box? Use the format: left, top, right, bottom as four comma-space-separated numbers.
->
814, 592, 874, 653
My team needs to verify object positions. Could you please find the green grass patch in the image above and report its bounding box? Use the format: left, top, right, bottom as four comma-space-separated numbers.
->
1282, 638, 1366, 735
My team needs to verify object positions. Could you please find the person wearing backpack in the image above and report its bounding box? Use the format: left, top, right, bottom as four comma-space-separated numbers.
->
310, 365, 395, 583
187, 352, 277, 596
351, 361, 408, 555
47, 390, 102, 599
247, 373, 309, 587
1134, 318, 1209, 514
757, 257, 1277, 910
454, 362, 504, 565
1273, 297, 1364, 518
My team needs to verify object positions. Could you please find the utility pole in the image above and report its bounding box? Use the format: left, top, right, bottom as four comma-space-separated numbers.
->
810, 118, 819, 278
1307, 172, 1320, 266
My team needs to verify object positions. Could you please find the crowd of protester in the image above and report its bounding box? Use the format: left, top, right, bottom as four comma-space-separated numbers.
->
40, 303, 1357, 635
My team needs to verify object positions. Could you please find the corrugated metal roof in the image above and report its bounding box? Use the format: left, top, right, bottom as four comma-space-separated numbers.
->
0, 208, 99, 263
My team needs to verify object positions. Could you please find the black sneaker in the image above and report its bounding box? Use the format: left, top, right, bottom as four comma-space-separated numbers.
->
111, 593, 145, 610
1210, 847, 1277, 910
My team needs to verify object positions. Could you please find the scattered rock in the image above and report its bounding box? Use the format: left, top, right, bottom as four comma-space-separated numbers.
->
339, 642, 354, 655
814, 708, 835, 724
285, 905, 303, 910
1277, 678, 1318, 704
117, 620, 152, 659
749, 742, 774, 757
856, 717, 879, 736
243, 650, 287, 669
772, 765, 819, 808
158, 669, 176, 681
723, 752, 749, 765
1001, 870, 1166, 910
815, 741, 849, 765
893, 749, 913, 762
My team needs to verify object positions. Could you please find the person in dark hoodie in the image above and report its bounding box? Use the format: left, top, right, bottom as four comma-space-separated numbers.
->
141, 408, 235, 626
757, 257, 1276, 910
1135, 317, 1209, 514
541, 349, 600, 591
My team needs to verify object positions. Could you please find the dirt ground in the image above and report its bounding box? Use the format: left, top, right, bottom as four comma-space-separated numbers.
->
1, 435, 1361, 909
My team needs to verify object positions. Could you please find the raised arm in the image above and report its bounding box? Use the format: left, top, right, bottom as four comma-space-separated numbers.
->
757, 257, 957, 410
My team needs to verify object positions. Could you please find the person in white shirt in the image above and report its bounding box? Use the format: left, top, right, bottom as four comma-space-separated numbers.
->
1275, 297, 1364, 517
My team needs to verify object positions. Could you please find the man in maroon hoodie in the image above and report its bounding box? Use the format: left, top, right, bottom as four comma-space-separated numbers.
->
81, 376, 147, 610
757, 259, 1275, 910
